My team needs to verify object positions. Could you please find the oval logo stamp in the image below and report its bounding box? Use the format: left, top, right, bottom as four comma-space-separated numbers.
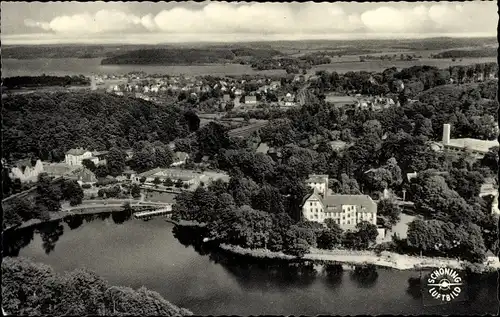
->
422, 267, 467, 305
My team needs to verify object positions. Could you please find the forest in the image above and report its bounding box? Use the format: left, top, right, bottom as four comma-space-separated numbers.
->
2, 91, 197, 162
2, 75, 91, 89
431, 47, 498, 59
2, 257, 192, 316
100, 47, 282, 65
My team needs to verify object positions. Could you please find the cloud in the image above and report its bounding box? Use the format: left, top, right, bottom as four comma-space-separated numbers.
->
361, 3, 496, 33
24, 19, 51, 31
22, 2, 496, 36
26, 10, 143, 34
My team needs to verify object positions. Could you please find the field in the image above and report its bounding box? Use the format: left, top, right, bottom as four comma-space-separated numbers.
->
309, 57, 497, 74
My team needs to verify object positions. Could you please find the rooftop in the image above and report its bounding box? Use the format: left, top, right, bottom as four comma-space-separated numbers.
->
306, 174, 329, 184
256, 142, 270, 154
444, 138, 499, 153
66, 148, 90, 156
304, 193, 376, 213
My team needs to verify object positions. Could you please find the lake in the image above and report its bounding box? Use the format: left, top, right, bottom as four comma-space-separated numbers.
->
2, 58, 285, 77
3, 214, 497, 316
3, 57, 496, 78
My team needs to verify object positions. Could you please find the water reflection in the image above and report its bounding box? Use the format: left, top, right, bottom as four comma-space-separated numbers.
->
37, 221, 64, 254
324, 264, 344, 288
3, 212, 122, 256
349, 264, 379, 288
64, 215, 84, 230
406, 277, 422, 300
2, 226, 35, 257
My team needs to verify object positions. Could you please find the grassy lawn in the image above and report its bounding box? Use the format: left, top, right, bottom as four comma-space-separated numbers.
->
382, 213, 416, 242
143, 191, 177, 204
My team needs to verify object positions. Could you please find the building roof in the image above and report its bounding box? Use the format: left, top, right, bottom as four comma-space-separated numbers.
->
445, 138, 499, 153
66, 148, 90, 156
72, 168, 97, 182
303, 193, 376, 213
306, 174, 329, 184
245, 96, 257, 102
329, 140, 348, 151
174, 152, 189, 162
92, 151, 109, 156
323, 195, 377, 212
137, 167, 202, 179
256, 142, 270, 154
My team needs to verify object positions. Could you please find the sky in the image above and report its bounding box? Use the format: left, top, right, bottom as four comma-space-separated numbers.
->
1, 1, 498, 44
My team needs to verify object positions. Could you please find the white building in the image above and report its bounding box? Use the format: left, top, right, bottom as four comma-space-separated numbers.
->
306, 174, 329, 198
302, 191, 377, 230
65, 148, 96, 166
171, 152, 189, 167
9, 159, 44, 183
439, 123, 498, 159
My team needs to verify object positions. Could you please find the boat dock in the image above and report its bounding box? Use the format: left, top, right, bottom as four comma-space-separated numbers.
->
134, 204, 173, 220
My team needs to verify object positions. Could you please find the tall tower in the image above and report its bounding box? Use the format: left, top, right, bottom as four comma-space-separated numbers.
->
442, 124, 451, 145
91, 76, 97, 91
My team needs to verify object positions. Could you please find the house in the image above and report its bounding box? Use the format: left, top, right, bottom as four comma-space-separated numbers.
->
440, 123, 499, 159
406, 172, 418, 183
255, 142, 270, 154
222, 94, 231, 103
301, 191, 377, 230
270, 81, 281, 90
282, 93, 295, 107
92, 151, 109, 165
9, 159, 44, 183
306, 174, 329, 198
245, 95, 257, 105
134, 168, 202, 186
133, 168, 228, 189
71, 168, 97, 185
329, 140, 348, 152
171, 152, 189, 166
65, 148, 96, 166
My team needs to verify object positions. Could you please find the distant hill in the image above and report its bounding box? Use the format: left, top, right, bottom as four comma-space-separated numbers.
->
2, 75, 90, 89
100, 47, 282, 65
432, 47, 498, 59
2, 91, 193, 162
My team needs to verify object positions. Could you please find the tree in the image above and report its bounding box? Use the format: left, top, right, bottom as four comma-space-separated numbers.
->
364, 168, 393, 192
175, 179, 184, 188
355, 221, 379, 249
94, 165, 109, 178
283, 226, 312, 257
445, 168, 484, 201
377, 199, 401, 228
35, 173, 62, 212
60, 179, 84, 206
130, 184, 141, 198
106, 147, 127, 177
317, 224, 343, 250
163, 178, 174, 187
251, 185, 285, 214
139, 176, 146, 184
152, 177, 162, 185
1, 257, 192, 316
82, 159, 97, 172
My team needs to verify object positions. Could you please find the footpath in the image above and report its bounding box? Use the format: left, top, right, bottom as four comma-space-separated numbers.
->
219, 245, 500, 272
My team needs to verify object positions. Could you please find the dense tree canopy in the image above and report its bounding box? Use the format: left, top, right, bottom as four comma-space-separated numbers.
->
2, 91, 192, 162
2, 257, 192, 316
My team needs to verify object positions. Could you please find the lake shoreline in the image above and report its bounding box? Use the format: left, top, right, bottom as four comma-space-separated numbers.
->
170, 221, 499, 273
5, 207, 125, 232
